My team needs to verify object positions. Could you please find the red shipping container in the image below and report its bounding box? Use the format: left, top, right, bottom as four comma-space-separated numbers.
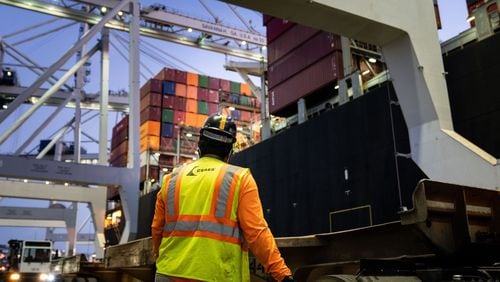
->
140, 79, 162, 98
111, 128, 128, 149
198, 88, 209, 101
263, 14, 273, 25
174, 97, 187, 111
269, 51, 343, 114
160, 137, 174, 152
155, 67, 176, 81
207, 89, 218, 102
267, 24, 320, 64
266, 17, 295, 44
140, 106, 161, 123
175, 83, 187, 97
174, 70, 187, 84
208, 102, 218, 114
187, 86, 198, 100
208, 77, 220, 90
162, 95, 175, 109
219, 79, 230, 92
112, 115, 129, 136
240, 110, 252, 122
268, 32, 341, 89
174, 110, 186, 124
186, 98, 198, 113
140, 93, 162, 112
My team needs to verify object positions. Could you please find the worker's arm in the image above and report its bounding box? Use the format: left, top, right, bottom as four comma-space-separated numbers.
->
237, 170, 292, 281
151, 175, 169, 260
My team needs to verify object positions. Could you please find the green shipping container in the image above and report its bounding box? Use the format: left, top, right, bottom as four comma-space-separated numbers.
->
197, 101, 209, 115
239, 96, 252, 106
230, 81, 241, 94
162, 109, 174, 123
198, 75, 209, 88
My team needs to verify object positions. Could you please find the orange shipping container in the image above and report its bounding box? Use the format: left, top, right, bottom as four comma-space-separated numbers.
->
186, 98, 198, 113
186, 86, 198, 100
240, 83, 252, 96
186, 72, 199, 86
175, 83, 187, 97
185, 112, 198, 127
140, 121, 161, 137
196, 114, 208, 128
140, 135, 160, 152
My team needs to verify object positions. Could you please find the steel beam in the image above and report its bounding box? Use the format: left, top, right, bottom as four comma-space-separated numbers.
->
0, 180, 106, 258
0, 155, 129, 185
120, 0, 141, 243
99, 28, 110, 164
0, 85, 129, 111
0, 0, 131, 124
0, 43, 100, 145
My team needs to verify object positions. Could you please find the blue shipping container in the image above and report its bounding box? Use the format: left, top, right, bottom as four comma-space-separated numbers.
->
231, 109, 241, 120
162, 81, 176, 95
161, 122, 174, 138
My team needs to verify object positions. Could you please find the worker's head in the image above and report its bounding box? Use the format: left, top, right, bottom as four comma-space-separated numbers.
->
198, 114, 237, 161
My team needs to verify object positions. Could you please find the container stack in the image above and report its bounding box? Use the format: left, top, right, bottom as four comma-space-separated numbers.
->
264, 15, 343, 115
110, 67, 262, 184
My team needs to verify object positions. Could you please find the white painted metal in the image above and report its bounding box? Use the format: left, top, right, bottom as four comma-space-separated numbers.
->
0, 0, 265, 62
99, 28, 110, 165
260, 63, 271, 140
0, 180, 106, 258
220, 0, 500, 190
0, 43, 100, 145
0, 85, 129, 111
120, 0, 141, 243
0, 0, 131, 124
14, 93, 75, 156
3, 42, 73, 91
143, 10, 266, 46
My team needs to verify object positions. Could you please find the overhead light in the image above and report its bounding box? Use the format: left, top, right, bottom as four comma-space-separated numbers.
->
466, 15, 475, 23
6, 71, 12, 77
362, 69, 370, 76
2, 105, 7, 109
228, 106, 235, 111
368, 58, 377, 64
64, 182, 69, 186
117, 11, 124, 17
100, 6, 108, 13
150, 178, 155, 183
162, 168, 169, 172
261, 46, 267, 51
241, 40, 247, 46
45, 181, 50, 185
334, 85, 339, 90
186, 133, 193, 137
187, 28, 193, 32
23, 179, 28, 183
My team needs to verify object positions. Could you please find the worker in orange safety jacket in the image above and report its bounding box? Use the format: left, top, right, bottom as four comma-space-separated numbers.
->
151, 114, 293, 282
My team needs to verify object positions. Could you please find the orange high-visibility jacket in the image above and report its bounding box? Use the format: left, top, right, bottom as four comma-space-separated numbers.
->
152, 156, 291, 281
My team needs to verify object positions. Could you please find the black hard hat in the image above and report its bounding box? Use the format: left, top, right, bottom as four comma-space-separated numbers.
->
200, 114, 237, 144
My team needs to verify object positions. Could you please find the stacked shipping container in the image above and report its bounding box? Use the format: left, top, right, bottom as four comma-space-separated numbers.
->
264, 16, 343, 115
109, 67, 261, 184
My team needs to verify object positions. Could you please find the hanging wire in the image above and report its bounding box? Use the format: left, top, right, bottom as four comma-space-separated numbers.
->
11, 22, 78, 46
109, 39, 149, 81
110, 31, 175, 76
1, 18, 61, 39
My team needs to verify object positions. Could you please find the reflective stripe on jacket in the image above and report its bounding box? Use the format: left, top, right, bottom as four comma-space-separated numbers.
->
155, 157, 250, 281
